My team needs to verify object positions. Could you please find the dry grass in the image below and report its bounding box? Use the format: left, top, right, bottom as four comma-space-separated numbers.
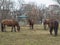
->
0, 24, 60, 45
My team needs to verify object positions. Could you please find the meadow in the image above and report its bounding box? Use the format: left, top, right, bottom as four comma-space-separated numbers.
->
0, 24, 60, 45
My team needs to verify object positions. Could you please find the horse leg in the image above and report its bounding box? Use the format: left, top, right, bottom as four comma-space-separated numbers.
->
4, 25, 6, 32
44, 25, 46, 30
11, 26, 13, 32
32, 24, 34, 29
49, 27, 53, 35
1, 23, 4, 32
54, 27, 58, 36
14, 26, 16, 32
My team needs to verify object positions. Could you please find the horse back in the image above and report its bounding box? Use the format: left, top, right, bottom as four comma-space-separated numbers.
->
1, 19, 18, 26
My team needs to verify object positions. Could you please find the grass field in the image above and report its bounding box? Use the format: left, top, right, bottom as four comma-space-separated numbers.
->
0, 24, 60, 45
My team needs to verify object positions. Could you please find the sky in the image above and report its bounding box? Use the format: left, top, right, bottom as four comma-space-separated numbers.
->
13, 0, 59, 10
24, 0, 59, 7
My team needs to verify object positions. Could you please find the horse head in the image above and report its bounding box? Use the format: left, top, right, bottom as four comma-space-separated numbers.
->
17, 25, 20, 32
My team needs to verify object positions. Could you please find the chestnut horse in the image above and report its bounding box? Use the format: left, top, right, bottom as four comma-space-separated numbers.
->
1, 19, 20, 32
43, 19, 59, 36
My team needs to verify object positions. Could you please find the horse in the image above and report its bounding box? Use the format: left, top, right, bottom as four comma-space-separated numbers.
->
1, 19, 20, 32
49, 19, 59, 36
28, 19, 34, 29
43, 19, 59, 36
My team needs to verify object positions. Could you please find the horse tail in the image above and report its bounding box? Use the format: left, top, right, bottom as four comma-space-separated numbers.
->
1, 23, 3, 32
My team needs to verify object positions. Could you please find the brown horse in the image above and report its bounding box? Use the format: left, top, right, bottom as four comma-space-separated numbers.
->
28, 19, 34, 29
1, 19, 20, 32
43, 19, 59, 36
49, 19, 59, 36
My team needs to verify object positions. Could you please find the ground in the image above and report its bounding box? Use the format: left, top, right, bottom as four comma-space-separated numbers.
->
0, 24, 60, 45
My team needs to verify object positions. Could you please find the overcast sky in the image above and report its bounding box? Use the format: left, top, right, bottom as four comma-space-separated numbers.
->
13, 0, 59, 10
24, 0, 59, 7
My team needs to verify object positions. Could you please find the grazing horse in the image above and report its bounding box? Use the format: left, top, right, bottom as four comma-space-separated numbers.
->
49, 19, 59, 36
1, 19, 20, 32
28, 19, 34, 29
43, 19, 59, 36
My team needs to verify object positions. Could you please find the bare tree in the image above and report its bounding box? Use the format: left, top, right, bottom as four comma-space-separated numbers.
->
55, 0, 60, 4
0, 0, 14, 21
21, 3, 43, 23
